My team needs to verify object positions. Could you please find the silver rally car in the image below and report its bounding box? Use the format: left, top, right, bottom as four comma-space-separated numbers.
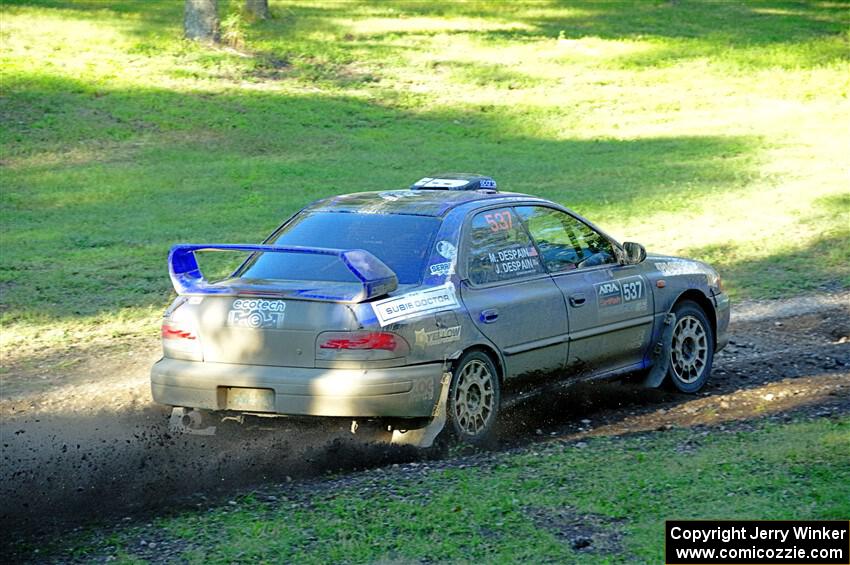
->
151, 174, 730, 445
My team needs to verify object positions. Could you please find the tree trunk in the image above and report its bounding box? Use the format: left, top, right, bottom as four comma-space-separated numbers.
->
244, 0, 270, 20
184, 0, 220, 42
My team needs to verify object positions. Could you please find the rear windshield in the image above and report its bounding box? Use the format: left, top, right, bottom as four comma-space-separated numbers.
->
237, 212, 441, 285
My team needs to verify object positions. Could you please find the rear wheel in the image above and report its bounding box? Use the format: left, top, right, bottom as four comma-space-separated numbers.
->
667, 301, 714, 393
447, 350, 500, 445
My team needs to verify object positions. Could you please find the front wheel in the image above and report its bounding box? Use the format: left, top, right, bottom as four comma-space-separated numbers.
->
667, 301, 715, 393
447, 350, 500, 445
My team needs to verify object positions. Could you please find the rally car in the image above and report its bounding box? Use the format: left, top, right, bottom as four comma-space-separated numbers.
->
151, 173, 730, 445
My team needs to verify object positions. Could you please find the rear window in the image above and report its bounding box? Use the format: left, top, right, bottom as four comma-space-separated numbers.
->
238, 212, 441, 284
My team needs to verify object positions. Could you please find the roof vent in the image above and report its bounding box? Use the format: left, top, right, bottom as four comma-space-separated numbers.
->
410, 173, 497, 191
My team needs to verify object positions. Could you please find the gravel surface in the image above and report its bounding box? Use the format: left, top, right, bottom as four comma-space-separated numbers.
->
2, 292, 848, 552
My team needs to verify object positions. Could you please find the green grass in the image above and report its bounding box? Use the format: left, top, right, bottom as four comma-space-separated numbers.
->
39, 416, 850, 563
1, 0, 849, 361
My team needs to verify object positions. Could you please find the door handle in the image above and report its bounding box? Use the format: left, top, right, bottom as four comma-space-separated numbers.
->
569, 293, 587, 307
480, 309, 499, 324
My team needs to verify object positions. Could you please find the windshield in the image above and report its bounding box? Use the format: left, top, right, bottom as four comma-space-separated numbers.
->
237, 212, 441, 285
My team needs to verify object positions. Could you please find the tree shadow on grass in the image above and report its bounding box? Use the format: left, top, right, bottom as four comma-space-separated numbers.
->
7, 0, 848, 75
2, 0, 182, 32
0, 73, 764, 323
685, 230, 850, 299
340, 0, 850, 70
364, 0, 849, 45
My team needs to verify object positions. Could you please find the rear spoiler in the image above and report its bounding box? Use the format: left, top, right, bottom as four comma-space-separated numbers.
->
168, 244, 398, 303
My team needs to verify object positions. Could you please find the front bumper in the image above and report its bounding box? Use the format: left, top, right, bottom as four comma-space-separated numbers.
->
714, 291, 731, 351
150, 358, 444, 418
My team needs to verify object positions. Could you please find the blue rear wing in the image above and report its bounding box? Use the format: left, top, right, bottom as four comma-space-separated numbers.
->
168, 244, 398, 303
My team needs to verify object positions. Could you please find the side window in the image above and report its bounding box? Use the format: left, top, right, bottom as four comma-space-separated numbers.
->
516, 206, 617, 272
465, 207, 544, 285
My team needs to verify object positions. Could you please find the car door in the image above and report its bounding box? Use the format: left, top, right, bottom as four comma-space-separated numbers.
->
515, 205, 654, 375
459, 206, 569, 380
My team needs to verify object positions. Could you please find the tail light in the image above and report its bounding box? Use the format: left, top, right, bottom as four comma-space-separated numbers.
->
161, 301, 202, 360
316, 331, 409, 361
162, 323, 197, 341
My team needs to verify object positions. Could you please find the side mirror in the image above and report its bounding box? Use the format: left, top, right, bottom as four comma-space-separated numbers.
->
622, 241, 646, 265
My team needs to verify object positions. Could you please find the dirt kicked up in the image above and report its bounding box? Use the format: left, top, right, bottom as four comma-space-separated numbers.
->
1, 293, 848, 549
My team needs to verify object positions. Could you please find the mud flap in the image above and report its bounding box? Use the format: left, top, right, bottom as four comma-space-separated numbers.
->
169, 407, 217, 436
643, 313, 677, 388
391, 372, 451, 448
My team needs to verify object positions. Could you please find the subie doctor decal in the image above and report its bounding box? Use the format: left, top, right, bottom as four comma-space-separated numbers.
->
227, 299, 286, 329
414, 325, 462, 348
371, 283, 459, 327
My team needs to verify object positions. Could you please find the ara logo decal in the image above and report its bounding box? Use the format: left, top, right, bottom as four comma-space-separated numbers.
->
595, 281, 623, 307
227, 299, 286, 329
414, 325, 461, 348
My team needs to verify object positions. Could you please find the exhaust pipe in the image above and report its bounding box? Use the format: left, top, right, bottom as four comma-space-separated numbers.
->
169, 407, 217, 436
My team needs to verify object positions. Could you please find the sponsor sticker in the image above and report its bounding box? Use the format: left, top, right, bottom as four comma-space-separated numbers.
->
378, 190, 418, 201
655, 260, 713, 277
595, 280, 623, 307
371, 283, 459, 327
436, 240, 457, 259
413, 178, 468, 189
429, 261, 454, 276
227, 299, 286, 329
595, 276, 649, 314
414, 325, 462, 348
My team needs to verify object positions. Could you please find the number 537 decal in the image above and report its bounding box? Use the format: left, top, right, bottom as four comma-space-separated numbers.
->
622, 277, 644, 302
484, 210, 513, 232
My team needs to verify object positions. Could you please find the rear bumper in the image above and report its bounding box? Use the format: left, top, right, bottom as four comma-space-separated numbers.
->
150, 358, 444, 418
714, 292, 731, 351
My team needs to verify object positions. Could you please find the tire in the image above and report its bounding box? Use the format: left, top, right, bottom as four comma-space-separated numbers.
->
666, 300, 715, 393
446, 350, 501, 445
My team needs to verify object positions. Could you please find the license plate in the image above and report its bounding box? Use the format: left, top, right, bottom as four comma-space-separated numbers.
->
224, 387, 275, 412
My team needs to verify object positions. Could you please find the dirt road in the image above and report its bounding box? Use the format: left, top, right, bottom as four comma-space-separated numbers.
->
2, 293, 848, 543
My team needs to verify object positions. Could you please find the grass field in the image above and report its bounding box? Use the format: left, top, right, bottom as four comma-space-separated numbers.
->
1, 0, 849, 364
34, 415, 850, 562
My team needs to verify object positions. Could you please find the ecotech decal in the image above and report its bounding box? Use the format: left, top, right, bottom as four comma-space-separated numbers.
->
227, 299, 286, 329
